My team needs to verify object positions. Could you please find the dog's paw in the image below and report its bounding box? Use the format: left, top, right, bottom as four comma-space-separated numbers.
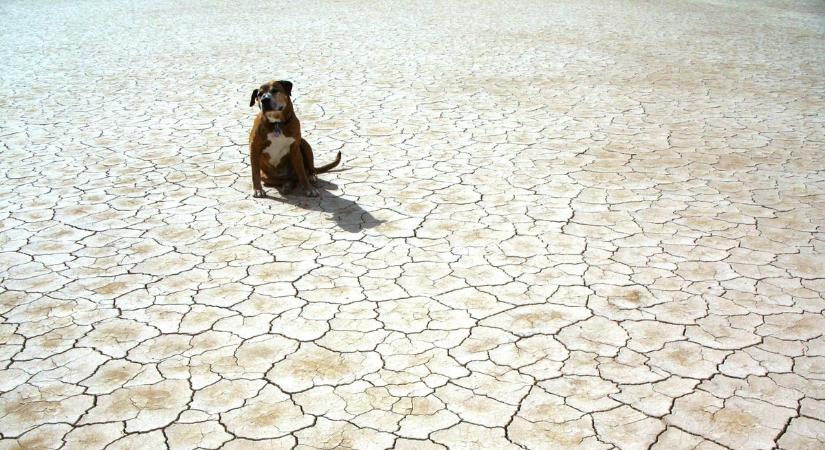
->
304, 187, 320, 197
253, 189, 266, 198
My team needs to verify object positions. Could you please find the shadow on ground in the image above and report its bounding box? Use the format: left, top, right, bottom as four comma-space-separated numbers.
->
265, 179, 384, 233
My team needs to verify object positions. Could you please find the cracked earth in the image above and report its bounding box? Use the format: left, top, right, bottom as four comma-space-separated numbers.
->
1, 0, 825, 449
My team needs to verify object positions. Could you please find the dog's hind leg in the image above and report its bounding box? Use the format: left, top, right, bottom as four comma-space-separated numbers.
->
281, 180, 297, 194
262, 174, 289, 187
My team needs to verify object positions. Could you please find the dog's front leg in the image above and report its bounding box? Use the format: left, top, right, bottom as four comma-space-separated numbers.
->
299, 139, 317, 185
290, 141, 319, 197
250, 145, 266, 198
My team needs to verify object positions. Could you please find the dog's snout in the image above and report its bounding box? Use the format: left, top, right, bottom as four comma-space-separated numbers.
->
261, 93, 273, 110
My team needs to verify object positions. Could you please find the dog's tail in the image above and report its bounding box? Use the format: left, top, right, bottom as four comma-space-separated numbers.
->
314, 151, 342, 174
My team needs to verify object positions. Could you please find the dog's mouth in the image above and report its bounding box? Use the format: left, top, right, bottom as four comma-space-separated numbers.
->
261, 102, 282, 112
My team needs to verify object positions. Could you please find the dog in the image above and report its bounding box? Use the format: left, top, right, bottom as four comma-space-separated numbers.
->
248, 80, 341, 198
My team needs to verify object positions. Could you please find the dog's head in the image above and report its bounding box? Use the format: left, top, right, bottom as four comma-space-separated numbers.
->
249, 80, 294, 123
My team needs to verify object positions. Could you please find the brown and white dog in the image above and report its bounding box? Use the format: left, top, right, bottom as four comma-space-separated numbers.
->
248, 80, 341, 198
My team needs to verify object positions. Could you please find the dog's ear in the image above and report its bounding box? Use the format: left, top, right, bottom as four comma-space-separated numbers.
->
279, 80, 293, 96
249, 89, 259, 107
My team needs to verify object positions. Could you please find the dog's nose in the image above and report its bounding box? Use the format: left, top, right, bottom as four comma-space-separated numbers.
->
261, 96, 272, 110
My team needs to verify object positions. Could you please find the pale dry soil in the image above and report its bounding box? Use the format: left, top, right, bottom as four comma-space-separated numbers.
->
1, 0, 825, 449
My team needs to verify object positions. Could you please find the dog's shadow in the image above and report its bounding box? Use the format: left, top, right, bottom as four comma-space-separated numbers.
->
265, 179, 384, 233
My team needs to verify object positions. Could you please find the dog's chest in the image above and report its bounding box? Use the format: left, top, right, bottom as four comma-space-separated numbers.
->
263, 131, 295, 165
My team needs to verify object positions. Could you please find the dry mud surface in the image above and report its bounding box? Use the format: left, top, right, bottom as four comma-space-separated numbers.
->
1, 0, 825, 448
